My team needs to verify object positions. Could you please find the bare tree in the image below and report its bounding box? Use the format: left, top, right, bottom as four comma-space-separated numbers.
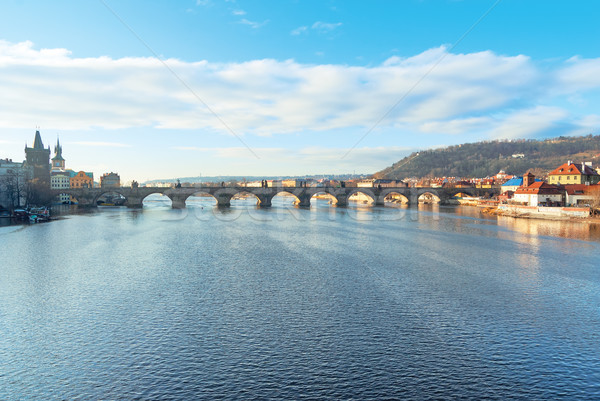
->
25, 178, 53, 207
0, 169, 27, 210
587, 185, 600, 215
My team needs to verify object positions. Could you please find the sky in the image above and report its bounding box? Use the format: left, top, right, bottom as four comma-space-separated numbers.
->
0, 0, 599, 182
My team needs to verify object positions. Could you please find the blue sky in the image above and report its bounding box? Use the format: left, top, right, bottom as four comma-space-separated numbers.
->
1, 0, 599, 182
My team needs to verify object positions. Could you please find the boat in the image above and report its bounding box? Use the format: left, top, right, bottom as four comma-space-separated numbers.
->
27, 207, 50, 222
13, 209, 28, 220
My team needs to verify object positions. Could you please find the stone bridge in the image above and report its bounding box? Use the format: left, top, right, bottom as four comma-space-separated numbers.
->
51, 186, 499, 209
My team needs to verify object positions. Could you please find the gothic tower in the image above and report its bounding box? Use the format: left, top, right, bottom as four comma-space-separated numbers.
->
51, 137, 66, 171
24, 130, 51, 186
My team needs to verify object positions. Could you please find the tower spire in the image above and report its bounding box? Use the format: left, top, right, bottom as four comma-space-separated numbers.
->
51, 134, 65, 170
33, 129, 44, 149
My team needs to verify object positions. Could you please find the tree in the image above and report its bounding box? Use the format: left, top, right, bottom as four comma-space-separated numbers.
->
25, 178, 53, 207
587, 185, 600, 215
0, 169, 27, 210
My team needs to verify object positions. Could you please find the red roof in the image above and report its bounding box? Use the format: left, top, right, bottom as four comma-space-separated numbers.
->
515, 181, 562, 195
549, 162, 599, 176
563, 184, 589, 195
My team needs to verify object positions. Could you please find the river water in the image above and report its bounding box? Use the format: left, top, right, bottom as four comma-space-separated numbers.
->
1, 199, 599, 400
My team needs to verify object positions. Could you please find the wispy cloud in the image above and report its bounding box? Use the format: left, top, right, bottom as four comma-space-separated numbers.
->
232, 9, 246, 16
311, 21, 342, 33
292, 22, 342, 36
238, 18, 268, 29
72, 141, 132, 148
291, 26, 308, 36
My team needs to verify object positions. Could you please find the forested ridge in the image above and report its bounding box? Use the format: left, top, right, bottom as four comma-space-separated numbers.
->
375, 135, 600, 179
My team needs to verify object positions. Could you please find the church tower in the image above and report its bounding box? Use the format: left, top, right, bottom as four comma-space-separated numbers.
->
24, 130, 51, 186
51, 137, 66, 171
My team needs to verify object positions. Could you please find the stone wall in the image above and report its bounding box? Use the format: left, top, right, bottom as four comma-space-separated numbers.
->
497, 205, 590, 219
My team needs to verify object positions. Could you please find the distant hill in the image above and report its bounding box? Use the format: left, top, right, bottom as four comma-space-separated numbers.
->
375, 135, 600, 179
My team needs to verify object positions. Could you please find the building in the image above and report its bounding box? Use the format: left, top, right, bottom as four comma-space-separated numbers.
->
71, 171, 94, 188
50, 174, 71, 203
282, 178, 307, 187
513, 173, 563, 206
501, 176, 541, 194
547, 161, 600, 185
100, 172, 121, 188
564, 184, 599, 207
374, 179, 406, 188
48, 137, 71, 203
51, 137, 65, 171
0, 158, 30, 209
356, 179, 376, 188
24, 130, 51, 186
266, 180, 282, 187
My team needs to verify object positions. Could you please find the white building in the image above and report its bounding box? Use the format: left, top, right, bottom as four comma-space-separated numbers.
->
50, 173, 71, 204
513, 181, 563, 206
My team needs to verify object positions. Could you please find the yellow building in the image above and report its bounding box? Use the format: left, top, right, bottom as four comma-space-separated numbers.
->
70, 171, 94, 188
548, 162, 600, 185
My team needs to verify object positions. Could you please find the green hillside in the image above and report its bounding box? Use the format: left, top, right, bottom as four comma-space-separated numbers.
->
375, 135, 600, 179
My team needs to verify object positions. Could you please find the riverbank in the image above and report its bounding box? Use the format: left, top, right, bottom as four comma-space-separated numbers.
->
482, 204, 599, 222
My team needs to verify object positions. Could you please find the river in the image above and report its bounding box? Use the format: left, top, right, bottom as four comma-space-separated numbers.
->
1, 199, 599, 399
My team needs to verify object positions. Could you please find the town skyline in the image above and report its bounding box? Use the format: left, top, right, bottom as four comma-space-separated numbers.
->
1, 1, 600, 182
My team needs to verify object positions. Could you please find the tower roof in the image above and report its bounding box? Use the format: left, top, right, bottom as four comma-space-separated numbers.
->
33, 130, 44, 149
52, 137, 64, 161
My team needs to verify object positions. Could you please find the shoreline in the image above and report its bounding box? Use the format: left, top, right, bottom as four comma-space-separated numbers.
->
482, 205, 600, 223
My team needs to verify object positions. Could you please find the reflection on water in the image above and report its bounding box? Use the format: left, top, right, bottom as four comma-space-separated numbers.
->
497, 214, 600, 242
38, 203, 600, 244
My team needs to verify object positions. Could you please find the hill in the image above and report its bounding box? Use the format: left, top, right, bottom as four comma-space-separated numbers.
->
375, 135, 600, 179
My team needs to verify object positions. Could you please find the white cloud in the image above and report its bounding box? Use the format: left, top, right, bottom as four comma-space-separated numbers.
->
311, 21, 342, 33
555, 56, 600, 93
232, 9, 246, 16
487, 106, 569, 139
238, 19, 268, 29
291, 26, 308, 36
0, 40, 598, 143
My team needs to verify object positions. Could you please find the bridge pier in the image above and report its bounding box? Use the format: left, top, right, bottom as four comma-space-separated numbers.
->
256, 194, 272, 207
215, 194, 232, 207
169, 193, 187, 209
295, 193, 311, 207
171, 199, 186, 209
125, 197, 144, 208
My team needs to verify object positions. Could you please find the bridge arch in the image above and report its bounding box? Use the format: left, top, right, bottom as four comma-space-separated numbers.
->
92, 189, 129, 206
94, 190, 128, 206
230, 191, 261, 207
272, 190, 301, 206
142, 192, 173, 208
185, 191, 218, 208
418, 191, 441, 204
347, 189, 376, 206
383, 191, 410, 204
309, 190, 339, 207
